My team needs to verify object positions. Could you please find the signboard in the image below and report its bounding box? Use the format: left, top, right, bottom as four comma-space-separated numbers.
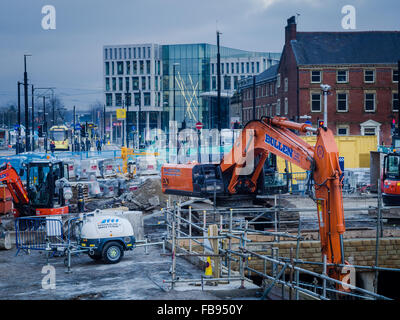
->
195, 122, 203, 130
75, 124, 81, 130
339, 156, 344, 180
116, 108, 126, 120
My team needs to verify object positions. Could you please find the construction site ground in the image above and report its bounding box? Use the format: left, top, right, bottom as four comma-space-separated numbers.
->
0, 244, 249, 300
0, 188, 397, 300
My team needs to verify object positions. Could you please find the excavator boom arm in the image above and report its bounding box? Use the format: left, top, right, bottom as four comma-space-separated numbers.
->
221, 116, 346, 280
0, 163, 30, 216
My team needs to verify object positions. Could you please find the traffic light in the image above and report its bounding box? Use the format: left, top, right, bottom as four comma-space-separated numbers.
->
81, 124, 86, 137
38, 125, 43, 137
318, 120, 324, 128
392, 118, 396, 129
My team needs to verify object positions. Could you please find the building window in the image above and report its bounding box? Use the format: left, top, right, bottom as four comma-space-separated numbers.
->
133, 61, 137, 74
126, 61, 130, 75
256, 62, 260, 73
148, 47, 151, 58
114, 48, 117, 60
128, 48, 131, 59
364, 92, 376, 112
106, 93, 112, 106
133, 48, 136, 59
144, 93, 151, 106
112, 62, 115, 75
115, 93, 122, 106
112, 78, 116, 91
124, 48, 126, 59
212, 76, 216, 90
393, 92, 399, 112
146, 61, 151, 74
140, 61, 144, 74
132, 77, 139, 90
311, 93, 321, 112
337, 125, 349, 136
363, 127, 376, 136
364, 69, 375, 83
284, 77, 288, 92
337, 70, 348, 83
118, 78, 123, 91
236, 63, 239, 74
284, 97, 288, 115
141, 77, 146, 90
277, 74, 281, 88
246, 62, 249, 73
251, 62, 254, 73
119, 48, 122, 59
211, 64, 214, 74
148, 76, 151, 90
231, 63, 234, 74
337, 93, 348, 112
117, 61, 124, 75
311, 70, 321, 83
138, 47, 141, 59
241, 63, 244, 74
109, 48, 112, 60
105, 62, 110, 76
125, 77, 130, 91
104, 48, 108, 60
134, 92, 141, 106
105, 78, 110, 91
276, 99, 281, 115
221, 63, 224, 74
393, 69, 399, 83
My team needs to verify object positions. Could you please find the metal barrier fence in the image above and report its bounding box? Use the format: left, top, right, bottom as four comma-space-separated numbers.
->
159, 196, 400, 300
15, 216, 64, 254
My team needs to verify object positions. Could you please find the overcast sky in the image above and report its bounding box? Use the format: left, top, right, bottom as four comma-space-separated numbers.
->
0, 0, 399, 110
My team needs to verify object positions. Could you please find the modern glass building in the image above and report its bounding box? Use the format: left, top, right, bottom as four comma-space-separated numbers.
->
103, 43, 280, 143
161, 43, 280, 130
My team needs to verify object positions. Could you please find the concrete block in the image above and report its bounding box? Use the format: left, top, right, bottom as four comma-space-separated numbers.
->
301, 242, 312, 248
311, 242, 321, 248
362, 240, 374, 246
349, 240, 363, 246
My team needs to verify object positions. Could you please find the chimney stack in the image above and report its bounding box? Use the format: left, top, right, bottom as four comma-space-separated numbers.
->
285, 16, 297, 44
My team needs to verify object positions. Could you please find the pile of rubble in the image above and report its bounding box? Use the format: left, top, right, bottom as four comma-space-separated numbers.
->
119, 176, 169, 211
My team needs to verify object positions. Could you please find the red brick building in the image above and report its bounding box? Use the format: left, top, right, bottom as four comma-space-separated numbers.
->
239, 16, 400, 146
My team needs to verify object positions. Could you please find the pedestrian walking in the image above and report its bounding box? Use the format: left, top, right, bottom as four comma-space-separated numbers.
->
85, 138, 91, 152
96, 139, 102, 154
50, 140, 56, 154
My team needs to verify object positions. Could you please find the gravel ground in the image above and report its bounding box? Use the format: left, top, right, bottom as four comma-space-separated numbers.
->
0, 245, 224, 300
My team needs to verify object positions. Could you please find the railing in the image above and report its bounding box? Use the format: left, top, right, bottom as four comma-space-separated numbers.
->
159, 194, 400, 300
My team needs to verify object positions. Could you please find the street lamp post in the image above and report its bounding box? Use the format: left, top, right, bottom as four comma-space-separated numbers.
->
321, 84, 331, 129
31, 84, 35, 151
173, 63, 180, 123
23, 54, 32, 152
17, 81, 21, 154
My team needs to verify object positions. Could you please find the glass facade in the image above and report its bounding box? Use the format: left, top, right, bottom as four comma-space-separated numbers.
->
161, 43, 275, 130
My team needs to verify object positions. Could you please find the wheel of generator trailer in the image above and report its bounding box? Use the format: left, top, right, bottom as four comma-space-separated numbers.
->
88, 252, 102, 261
101, 241, 124, 264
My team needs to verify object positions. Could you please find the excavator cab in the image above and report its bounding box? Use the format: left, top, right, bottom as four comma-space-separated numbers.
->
382, 153, 400, 205
24, 160, 70, 215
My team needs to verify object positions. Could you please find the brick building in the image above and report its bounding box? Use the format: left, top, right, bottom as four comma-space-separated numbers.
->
239, 16, 400, 146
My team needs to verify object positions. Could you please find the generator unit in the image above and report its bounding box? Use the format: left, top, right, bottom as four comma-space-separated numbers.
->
78, 210, 136, 264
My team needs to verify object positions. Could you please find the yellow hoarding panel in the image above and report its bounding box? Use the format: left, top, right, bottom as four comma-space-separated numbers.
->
277, 135, 377, 172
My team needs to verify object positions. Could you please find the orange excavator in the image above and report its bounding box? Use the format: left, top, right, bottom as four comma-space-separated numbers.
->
162, 116, 347, 283
0, 160, 71, 217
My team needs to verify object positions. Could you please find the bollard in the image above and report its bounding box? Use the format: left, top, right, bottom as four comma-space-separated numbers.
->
189, 206, 192, 253
77, 183, 85, 213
